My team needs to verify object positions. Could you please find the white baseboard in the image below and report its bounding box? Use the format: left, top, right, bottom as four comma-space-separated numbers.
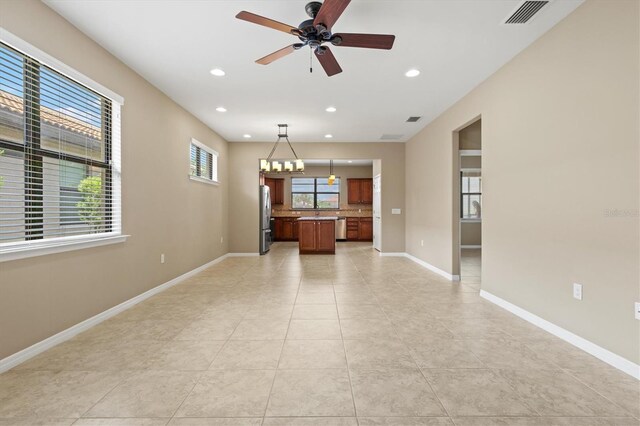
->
480, 290, 640, 380
227, 253, 260, 257
380, 252, 460, 281
0, 252, 232, 374
461, 245, 482, 249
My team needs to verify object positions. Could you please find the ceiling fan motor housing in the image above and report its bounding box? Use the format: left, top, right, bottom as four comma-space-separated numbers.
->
305, 1, 323, 18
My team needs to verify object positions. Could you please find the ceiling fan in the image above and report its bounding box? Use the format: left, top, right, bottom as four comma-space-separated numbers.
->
236, 0, 395, 77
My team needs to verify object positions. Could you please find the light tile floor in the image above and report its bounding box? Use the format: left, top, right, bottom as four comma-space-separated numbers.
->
1, 243, 638, 425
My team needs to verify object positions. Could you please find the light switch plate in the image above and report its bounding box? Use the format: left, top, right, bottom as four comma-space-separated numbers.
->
573, 283, 582, 300
635, 302, 640, 320
392, 208, 401, 215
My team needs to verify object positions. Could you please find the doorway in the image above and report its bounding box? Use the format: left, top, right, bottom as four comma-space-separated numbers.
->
373, 174, 381, 251
453, 118, 482, 284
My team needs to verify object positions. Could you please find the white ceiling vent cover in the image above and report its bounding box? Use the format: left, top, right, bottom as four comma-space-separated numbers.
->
504, 1, 549, 24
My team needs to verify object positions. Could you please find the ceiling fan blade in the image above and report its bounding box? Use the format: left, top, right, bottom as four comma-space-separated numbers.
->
236, 11, 298, 35
313, 0, 351, 30
332, 33, 396, 50
314, 47, 342, 77
256, 45, 297, 65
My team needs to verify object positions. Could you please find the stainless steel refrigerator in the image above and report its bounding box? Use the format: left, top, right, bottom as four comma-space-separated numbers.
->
259, 185, 272, 254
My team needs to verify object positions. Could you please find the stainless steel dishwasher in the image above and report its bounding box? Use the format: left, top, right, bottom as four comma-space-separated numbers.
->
335, 217, 347, 241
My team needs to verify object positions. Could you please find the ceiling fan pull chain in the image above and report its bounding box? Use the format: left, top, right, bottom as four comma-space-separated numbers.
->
310, 48, 313, 73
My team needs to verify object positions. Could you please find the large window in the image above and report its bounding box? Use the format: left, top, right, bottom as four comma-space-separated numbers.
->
461, 171, 482, 219
0, 40, 122, 255
189, 138, 218, 184
292, 177, 340, 209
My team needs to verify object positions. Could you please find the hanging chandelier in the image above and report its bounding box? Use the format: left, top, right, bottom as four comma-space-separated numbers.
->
260, 124, 304, 173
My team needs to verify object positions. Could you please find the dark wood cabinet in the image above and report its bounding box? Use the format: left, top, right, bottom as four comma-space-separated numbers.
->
274, 217, 283, 240
346, 217, 373, 241
359, 217, 373, 240
347, 179, 361, 205
316, 221, 335, 252
298, 219, 336, 254
347, 178, 373, 205
361, 179, 373, 204
264, 178, 284, 205
273, 217, 298, 241
282, 219, 294, 240
346, 217, 360, 240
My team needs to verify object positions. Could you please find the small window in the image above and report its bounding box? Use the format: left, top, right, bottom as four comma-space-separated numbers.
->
292, 177, 340, 209
461, 171, 481, 219
189, 138, 218, 184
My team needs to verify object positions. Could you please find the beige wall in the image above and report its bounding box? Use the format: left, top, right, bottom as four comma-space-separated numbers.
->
461, 156, 481, 169
406, 0, 639, 363
265, 165, 373, 211
461, 222, 481, 246
0, 1, 229, 359
229, 143, 404, 253
459, 120, 482, 150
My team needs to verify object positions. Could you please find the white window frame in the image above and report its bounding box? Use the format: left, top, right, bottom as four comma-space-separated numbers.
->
0, 28, 127, 263
189, 138, 219, 185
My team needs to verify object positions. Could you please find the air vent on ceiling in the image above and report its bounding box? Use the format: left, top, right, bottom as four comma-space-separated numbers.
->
380, 134, 404, 140
504, 1, 549, 24
406, 116, 422, 123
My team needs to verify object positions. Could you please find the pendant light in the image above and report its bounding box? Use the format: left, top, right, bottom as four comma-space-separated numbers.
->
328, 159, 335, 186
260, 124, 304, 174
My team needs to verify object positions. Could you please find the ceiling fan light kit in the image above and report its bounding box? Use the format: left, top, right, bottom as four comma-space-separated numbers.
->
236, 0, 396, 77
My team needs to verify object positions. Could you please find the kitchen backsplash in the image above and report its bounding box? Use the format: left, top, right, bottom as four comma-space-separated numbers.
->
272, 204, 373, 217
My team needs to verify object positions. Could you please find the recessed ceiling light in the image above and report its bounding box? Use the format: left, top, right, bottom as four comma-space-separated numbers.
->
243, 134, 251, 138
405, 69, 420, 78
325, 106, 337, 112
216, 107, 227, 112
347, 160, 353, 163
324, 134, 333, 138
210, 68, 225, 77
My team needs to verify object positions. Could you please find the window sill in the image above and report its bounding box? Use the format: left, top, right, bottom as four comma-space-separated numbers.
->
189, 175, 220, 186
0, 234, 130, 263
460, 218, 482, 223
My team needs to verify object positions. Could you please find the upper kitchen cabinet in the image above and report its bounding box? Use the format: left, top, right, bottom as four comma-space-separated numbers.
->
347, 178, 373, 204
265, 177, 284, 205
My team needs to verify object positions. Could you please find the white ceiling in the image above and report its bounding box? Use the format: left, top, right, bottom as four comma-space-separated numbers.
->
44, 0, 583, 143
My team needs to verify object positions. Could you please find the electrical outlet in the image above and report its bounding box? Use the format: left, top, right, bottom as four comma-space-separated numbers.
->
160, 254, 165, 264
573, 283, 582, 300
420, 240, 424, 247
635, 302, 640, 320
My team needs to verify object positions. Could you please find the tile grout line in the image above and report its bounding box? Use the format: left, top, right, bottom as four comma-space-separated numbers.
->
262, 269, 303, 421
336, 252, 363, 421
168, 261, 248, 422
560, 366, 640, 420
380, 273, 454, 422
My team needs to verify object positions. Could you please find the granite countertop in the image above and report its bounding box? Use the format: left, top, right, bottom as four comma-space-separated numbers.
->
273, 211, 372, 218
296, 216, 339, 221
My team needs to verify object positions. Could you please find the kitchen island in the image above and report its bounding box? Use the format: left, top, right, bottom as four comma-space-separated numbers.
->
297, 217, 337, 254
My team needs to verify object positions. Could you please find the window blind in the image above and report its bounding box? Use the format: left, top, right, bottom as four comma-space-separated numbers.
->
0, 42, 120, 245
189, 138, 218, 183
